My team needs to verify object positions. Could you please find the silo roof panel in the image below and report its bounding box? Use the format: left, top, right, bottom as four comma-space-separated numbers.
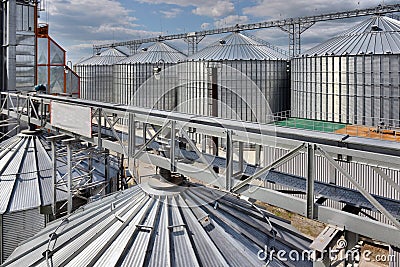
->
0, 132, 118, 214
76, 48, 128, 66
303, 16, 400, 56
4, 180, 312, 266
0, 133, 68, 214
189, 32, 288, 61
117, 42, 187, 64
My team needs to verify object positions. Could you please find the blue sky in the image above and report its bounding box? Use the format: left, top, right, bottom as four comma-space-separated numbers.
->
39, 0, 397, 63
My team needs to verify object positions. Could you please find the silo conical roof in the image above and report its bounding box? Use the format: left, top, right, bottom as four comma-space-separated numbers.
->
188, 32, 288, 60
303, 15, 400, 56
4, 177, 310, 266
0, 131, 118, 214
117, 42, 187, 64
0, 132, 68, 214
76, 47, 128, 65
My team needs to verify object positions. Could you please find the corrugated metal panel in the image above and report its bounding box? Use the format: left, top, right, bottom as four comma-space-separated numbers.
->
0, 132, 70, 214
113, 62, 180, 112
118, 42, 186, 64
76, 48, 128, 103
179, 33, 289, 123
189, 32, 287, 60
294, 16, 400, 126
304, 16, 400, 56
15, 3, 35, 92
2, 209, 45, 263
4, 183, 312, 267
77, 48, 127, 66
389, 246, 400, 267
291, 54, 400, 126
178, 59, 290, 123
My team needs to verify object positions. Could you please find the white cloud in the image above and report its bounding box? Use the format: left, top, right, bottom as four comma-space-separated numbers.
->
243, 0, 399, 19
136, 0, 235, 18
42, 0, 159, 63
160, 8, 183, 18
192, 1, 234, 17
214, 15, 248, 28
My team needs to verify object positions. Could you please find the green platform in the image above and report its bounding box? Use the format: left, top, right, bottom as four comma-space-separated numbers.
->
274, 118, 347, 133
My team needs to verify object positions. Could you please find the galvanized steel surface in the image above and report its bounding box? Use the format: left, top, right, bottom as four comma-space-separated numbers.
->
15, 3, 36, 92
304, 16, 400, 56
75, 48, 128, 103
113, 42, 185, 111
292, 16, 400, 126
0, 132, 68, 214
1, 209, 45, 263
76, 48, 127, 66
4, 184, 313, 267
118, 42, 187, 64
189, 32, 287, 60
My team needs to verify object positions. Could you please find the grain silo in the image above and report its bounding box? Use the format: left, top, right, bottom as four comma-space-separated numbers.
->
113, 42, 186, 111
3, 177, 313, 267
291, 15, 400, 127
75, 48, 128, 103
0, 130, 119, 263
179, 32, 290, 123
0, 131, 68, 263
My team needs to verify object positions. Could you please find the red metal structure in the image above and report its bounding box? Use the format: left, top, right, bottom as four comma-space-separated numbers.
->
36, 24, 80, 96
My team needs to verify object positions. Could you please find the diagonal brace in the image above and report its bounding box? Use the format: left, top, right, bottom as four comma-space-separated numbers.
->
132, 121, 170, 160
232, 143, 306, 193
178, 125, 223, 188
318, 146, 400, 230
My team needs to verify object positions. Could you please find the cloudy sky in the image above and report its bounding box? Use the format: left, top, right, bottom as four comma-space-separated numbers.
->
39, 0, 398, 63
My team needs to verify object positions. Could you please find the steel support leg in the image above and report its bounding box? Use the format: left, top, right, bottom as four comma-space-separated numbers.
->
105, 149, 110, 193
97, 108, 102, 150
307, 143, 316, 219
170, 120, 176, 172
67, 143, 73, 214
238, 142, 244, 174
51, 140, 57, 216
226, 130, 233, 191
255, 144, 261, 166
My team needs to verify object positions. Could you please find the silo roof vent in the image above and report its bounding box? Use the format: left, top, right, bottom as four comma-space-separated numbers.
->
371, 24, 382, 31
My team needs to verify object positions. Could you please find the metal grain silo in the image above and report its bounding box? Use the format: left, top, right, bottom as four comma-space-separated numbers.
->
292, 15, 400, 127
179, 32, 290, 123
113, 42, 186, 111
0, 130, 119, 263
75, 48, 127, 103
0, 131, 68, 263
4, 178, 312, 267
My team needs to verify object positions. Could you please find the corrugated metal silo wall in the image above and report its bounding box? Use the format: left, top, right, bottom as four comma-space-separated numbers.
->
113, 62, 179, 110
263, 145, 400, 224
1, 209, 46, 263
76, 64, 115, 103
177, 61, 209, 116
179, 59, 290, 123
15, 2, 35, 92
292, 55, 400, 127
